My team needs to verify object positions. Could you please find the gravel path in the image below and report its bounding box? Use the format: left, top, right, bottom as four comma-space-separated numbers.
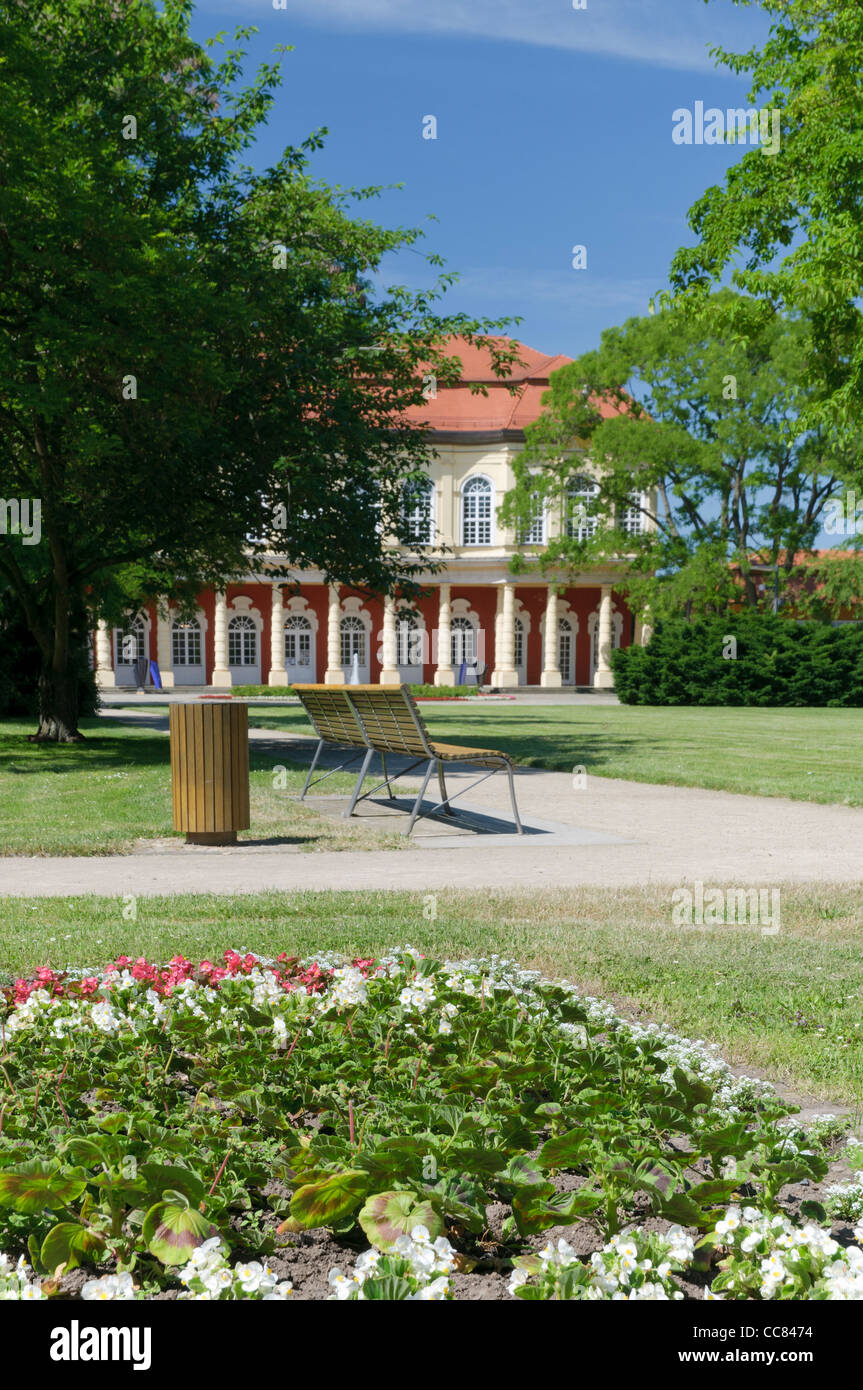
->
2, 750, 861, 897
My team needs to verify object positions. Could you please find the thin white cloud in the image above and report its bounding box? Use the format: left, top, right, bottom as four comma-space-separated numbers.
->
453, 266, 665, 314
372, 262, 664, 322
247, 0, 763, 74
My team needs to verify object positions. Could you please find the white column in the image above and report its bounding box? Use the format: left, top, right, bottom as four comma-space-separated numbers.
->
491, 582, 518, 686
541, 584, 562, 687
637, 605, 653, 647
155, 603, 175, 689
324, 584, 344, 684
94, 619, 115, 688
434, 583, 455, 685
212, 591, 232, 687
594, 584, 615, 689
268, 584, 288, 686
380, 595, 400, 684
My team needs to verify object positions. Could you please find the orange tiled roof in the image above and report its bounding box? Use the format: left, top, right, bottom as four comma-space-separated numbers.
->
402, 336, 622, 438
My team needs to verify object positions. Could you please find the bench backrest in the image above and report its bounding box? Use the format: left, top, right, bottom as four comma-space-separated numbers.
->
344, 685, 432, 758
292, 685, 367, 748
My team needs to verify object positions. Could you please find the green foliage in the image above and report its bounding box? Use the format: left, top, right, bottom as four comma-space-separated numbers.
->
0, 946, 820, 1297
142, 1202, 216, 1267
501, 293, 854, 619
0, 588, 96, 719
612, 615, 863, 706
357, 1192, 444, 1250
669, 0, 863, 445
0, 0, 515, 736
406, 685, 479, 699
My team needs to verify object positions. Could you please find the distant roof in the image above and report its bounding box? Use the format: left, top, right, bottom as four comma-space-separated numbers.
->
402, 336, 619, 442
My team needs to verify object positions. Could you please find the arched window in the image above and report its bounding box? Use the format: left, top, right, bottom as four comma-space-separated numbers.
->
402, 476, 435, 544
284, 615, 312, 669
566, 475, 600, 541
518, 493, 545, 545
514, 617, 525, 670
558, 617, 574, 684
114, 617, 145, 667
396, 613, 424, 668
462, 476, 493, 546
340, 615, 366, 667
621, 491, 648, 537
451, 616, 476, 666
172, 620, 202, 667
228, 615, 257, 667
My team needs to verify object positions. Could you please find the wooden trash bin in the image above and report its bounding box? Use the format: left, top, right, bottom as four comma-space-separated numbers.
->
169, 702, 250, 845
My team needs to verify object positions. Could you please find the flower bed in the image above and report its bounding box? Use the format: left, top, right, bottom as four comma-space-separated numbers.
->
0, 946, 860, 1300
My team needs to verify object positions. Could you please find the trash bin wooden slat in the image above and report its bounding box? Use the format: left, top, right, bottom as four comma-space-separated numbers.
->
169, 703, 249, 845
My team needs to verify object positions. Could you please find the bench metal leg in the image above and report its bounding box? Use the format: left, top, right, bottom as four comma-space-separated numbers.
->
301, 740, 324, 801
505, 764, 524, 835
437, 762, 455, 816
342, 748, 374, 818
407, 760, 435, 835
381, 752, 394, 800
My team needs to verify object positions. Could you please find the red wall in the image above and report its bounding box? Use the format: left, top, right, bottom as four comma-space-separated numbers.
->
124, 583, 635, 685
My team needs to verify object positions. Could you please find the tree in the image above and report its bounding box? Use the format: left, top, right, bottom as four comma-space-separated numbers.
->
0, 0, 516, 740
499, 295, 854, 619
669, 0, 863, 445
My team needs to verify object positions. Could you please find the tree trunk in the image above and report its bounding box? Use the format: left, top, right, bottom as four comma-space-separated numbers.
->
31, 666, 84, 743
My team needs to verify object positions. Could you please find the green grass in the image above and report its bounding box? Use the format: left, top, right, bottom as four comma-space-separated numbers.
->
1, 885, 862, 1105
245, 702, 863, 805
0, 719, 402, 855
4, 701, 863, 855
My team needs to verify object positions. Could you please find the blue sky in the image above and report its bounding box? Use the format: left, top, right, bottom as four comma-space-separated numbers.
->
195, 0, 771, 361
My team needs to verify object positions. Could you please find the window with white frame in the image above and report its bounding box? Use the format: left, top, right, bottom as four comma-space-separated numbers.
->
172, 620, 202, 666
396, 613, 423, 667
340, 616, 366, 666
228, 615, 257, 666
402, 477, 435, 544
566, 475, 600, 541
115, 618, 145, 666
462, 476, 493, 546
518, 492, 545, 545
558, 617, 574, 682
451, 616, 476, 666
514, 617, 525, 669
621, 491, 648, 536
284, 615, 312, 668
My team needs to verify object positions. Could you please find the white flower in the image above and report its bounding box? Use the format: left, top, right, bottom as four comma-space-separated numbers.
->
81, 1272, 136, 1301
235, 1262, 263, 1293
412, 1276, 450, 1300
715, 1208, 742, 1237
327, 1269, 358, 1301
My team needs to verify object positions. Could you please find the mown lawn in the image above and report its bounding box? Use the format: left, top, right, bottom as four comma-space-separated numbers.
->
1, 885, 861, 1107
0, 719, 401, 855
243, 701, 863, 806
4, 700, 862, 852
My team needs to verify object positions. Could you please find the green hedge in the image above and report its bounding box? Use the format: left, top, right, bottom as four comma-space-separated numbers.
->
230, 682, 478, 699
611, 615, 863, 706
0, 592, 97, 718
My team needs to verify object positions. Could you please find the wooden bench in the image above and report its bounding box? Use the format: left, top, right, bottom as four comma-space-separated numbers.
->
293, 684, 523, 835
292, 684, 385, 811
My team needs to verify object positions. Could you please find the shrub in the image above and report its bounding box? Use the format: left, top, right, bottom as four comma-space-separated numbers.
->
612, 615, 863, 706
0, 591, 97, 719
